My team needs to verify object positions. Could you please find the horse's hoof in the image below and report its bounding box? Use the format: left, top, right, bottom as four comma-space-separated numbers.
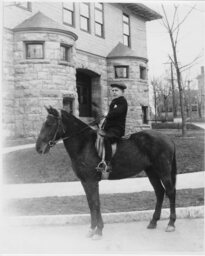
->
86, 229, 95, 238
92, 234, 102, 240
166, 225, 175, 232
147, 222, 157, 229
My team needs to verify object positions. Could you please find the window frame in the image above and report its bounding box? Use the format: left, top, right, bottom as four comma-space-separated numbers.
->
62, 2, 75, 27
80, 2, 91, 33
25, 41, 45, 60
94, 3, 104, 38
123, 13, 131, 47
114, 65, 129, 79
139, 66, 147, 80
60, 44, 72, 62
15, 2, 32, 11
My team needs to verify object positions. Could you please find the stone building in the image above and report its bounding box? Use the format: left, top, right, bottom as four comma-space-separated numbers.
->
3, 2, 161, 138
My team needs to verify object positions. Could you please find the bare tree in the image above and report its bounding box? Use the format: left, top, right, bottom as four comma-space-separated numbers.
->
161, 4, 198, 136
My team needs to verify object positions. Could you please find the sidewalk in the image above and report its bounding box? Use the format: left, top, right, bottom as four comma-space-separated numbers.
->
3, 172, 204, 199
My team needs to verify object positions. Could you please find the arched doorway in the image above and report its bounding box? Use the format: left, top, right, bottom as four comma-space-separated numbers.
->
76, 69, 101, 118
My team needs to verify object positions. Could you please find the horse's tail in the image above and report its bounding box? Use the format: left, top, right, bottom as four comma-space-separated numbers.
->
171, 143, 177, 188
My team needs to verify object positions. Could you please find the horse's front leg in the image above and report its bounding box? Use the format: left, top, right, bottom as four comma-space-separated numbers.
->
81, 181, 104, 239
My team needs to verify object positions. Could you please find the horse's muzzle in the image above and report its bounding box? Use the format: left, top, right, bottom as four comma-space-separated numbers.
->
36, 139, 50, 154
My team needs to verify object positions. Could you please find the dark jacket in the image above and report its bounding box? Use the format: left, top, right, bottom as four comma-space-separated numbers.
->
103, 96, 128, 137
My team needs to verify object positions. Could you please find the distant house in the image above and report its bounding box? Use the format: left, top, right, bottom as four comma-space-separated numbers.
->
3, 2, 161, 138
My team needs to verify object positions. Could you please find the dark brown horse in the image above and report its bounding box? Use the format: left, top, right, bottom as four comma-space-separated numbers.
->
36, 106, 177, 239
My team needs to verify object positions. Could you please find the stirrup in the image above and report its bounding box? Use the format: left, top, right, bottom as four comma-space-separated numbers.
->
96, 160, 111, 180
96, 160, 107, 172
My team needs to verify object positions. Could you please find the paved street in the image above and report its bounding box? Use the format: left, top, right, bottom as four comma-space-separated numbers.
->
1, 218, 204, 254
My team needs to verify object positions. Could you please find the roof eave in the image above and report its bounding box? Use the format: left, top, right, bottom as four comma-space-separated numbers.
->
121, 3, 162, 21
13, 27, 78, 41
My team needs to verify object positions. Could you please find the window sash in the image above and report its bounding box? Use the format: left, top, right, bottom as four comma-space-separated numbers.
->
63, 8, 73, 25
140, 66, 147, 80
95, 2, 103, 10
63, 2, 74, 11
123, 35, 129, 47
26, 43, 44, 59
123, 13, 130, 47
115, 66, 129, 78
60, 45, 72, 62
95, 23, 103, 37
80, 3, 89, 18
95, 3, 104, 37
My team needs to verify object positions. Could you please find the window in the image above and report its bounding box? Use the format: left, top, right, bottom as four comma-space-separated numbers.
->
80, 3, 90, 32
15, 2, 31, 11
140, 66, 147, 80
115, 66, 129, 79
95, 3, 104, 38
60, 44, 72, 62
123, 13, 130, 47
63, 2, 74, 27
25, 42, 44, 59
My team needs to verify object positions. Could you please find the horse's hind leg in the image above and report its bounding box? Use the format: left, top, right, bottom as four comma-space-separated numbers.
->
81, 181, 104, 239
146, 167, 165, 229
157, 160, 176, 231
160, 176, 176, 232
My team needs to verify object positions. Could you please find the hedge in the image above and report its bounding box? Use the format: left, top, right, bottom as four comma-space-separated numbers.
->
151, 122, 203, 130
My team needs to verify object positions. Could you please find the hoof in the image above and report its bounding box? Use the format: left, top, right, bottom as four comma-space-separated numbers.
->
166, 225, 175, 232
86, 228, 96, 238
147, 222, 157, 229
92, 234, 102, 240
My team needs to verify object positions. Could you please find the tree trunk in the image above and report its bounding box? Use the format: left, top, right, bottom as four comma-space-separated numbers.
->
169, 32, 187, 136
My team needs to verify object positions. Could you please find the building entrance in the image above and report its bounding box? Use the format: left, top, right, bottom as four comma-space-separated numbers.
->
76, 72, 92, 117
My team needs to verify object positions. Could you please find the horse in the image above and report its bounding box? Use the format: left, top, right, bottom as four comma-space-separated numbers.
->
36, 106, 177, 240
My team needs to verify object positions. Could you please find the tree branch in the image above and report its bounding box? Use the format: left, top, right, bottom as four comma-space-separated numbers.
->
173, 5, 196, 33
179, 55, 203, 71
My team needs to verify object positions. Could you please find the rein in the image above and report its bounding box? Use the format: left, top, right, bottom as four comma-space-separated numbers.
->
48, 114, 104, 148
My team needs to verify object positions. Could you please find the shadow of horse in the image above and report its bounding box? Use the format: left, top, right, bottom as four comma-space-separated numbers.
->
36, 106, 177, 240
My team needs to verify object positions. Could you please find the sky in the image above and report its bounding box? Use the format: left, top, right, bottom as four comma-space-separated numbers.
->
145, 1, 205, 86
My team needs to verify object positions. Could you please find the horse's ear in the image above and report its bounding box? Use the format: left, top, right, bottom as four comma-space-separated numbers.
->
44, 105, 49, 113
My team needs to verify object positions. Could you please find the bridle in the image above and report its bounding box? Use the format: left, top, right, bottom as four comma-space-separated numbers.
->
47, 113, 102, 148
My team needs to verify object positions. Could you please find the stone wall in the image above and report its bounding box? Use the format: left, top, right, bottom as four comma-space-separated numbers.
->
2, 28, 15, 137
3, 28, 77, 138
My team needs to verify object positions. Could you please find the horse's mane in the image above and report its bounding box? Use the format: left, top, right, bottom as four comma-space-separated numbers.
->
61, 109, 92, 131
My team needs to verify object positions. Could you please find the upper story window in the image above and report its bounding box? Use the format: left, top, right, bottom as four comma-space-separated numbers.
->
94, 3, 104, 38
60, 44, 72, 62
123, 13, 130, 47
115, 66, 129, 79
63, 2, 75, 27
25, 42, 44, 59
80, 3, 90, 32
140, 66, 147, 80
15, 2, 31, 11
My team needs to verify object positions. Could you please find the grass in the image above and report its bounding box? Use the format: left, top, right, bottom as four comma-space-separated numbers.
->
3, 130, 204, 184
4, 188, 204, 216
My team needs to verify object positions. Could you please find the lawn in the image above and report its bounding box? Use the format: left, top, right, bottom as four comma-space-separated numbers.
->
3, 130, 204, 184
4, 188, 204, 216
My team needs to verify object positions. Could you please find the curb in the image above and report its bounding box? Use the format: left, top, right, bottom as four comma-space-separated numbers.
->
5, 206, 204, 226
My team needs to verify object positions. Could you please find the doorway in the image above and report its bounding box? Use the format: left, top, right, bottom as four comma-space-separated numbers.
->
76, 72, 92, 117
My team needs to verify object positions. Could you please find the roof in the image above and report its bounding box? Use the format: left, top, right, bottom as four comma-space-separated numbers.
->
13, 11, 78, 40
121, 3, 162, 21
107, 42, 147, 61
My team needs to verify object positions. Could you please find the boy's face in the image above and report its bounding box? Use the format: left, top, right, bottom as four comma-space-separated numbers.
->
111, 87, 123, 99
